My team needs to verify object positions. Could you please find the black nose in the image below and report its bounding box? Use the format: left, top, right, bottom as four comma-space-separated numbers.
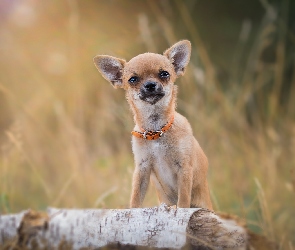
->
144, 82, 157, 92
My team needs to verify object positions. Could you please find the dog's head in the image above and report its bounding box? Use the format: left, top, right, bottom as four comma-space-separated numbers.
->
93, 40, 191, 105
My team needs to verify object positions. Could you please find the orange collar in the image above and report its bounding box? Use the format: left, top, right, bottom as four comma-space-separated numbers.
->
131, 115, 174, 140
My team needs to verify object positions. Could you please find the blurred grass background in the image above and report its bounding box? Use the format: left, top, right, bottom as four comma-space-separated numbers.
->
0, 0, 294, 248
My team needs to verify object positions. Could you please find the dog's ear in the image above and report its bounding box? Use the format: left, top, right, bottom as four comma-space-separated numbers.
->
93, 55, 126, 88
164, 40, 191, 76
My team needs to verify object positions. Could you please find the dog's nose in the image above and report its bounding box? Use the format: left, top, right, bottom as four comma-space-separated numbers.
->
144, 82, 157, 92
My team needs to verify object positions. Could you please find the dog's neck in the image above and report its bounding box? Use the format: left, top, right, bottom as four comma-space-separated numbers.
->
128, 85, 177, 132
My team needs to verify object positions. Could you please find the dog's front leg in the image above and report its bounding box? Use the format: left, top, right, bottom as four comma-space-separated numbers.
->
130, 159, 151, 208
177, 166, 193, 208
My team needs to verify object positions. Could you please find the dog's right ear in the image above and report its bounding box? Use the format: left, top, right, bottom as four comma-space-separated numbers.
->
164, 40, 191, 77
93, 55, 126, 88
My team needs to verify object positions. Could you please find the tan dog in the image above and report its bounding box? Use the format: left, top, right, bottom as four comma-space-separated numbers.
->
94, 40, 212, 210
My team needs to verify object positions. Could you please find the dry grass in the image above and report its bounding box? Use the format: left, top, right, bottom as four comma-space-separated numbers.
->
0, 0, 294, 249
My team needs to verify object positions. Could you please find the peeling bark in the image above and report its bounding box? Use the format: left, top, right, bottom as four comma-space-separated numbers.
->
0, 204, 275, 250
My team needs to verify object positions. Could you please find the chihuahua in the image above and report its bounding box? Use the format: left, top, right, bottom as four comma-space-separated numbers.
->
93, 40, 212, 210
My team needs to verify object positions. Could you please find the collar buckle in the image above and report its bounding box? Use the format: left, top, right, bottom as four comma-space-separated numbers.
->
156, 130, 164, 137
143, 131, 148, 139
131, 114, 174, 140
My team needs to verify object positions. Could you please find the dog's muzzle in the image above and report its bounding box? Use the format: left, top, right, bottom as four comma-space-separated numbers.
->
139, 81, 165, 104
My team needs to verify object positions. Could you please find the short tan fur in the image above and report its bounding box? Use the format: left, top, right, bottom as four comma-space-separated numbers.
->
94, 40, 213, 210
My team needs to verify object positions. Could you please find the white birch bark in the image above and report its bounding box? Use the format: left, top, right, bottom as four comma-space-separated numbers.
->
0, 204, 248, 249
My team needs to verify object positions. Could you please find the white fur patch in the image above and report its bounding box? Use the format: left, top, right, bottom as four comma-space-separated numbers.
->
130, 83, 173, 131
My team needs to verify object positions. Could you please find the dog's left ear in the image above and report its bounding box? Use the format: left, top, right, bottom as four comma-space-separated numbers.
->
164, 40, 191, 76
93, 55, 126, 88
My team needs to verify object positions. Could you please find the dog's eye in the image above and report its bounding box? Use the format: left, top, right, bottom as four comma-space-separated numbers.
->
159, 71, 170, 79
128, 76, 139, 84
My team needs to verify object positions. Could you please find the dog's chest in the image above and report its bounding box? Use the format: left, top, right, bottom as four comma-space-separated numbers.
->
133, 138, 179, 189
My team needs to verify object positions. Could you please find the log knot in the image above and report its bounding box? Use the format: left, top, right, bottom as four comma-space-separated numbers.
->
17, 210, 49, 245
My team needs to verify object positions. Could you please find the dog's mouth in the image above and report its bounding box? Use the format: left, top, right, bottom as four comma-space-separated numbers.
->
139, 81, 165, 105
139, 92, 165, 105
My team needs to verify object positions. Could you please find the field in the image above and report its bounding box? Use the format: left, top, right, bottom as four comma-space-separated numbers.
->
0, 0, 294, 249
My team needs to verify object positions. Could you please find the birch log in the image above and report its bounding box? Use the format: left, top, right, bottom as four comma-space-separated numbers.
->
0, 204, 274, 250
